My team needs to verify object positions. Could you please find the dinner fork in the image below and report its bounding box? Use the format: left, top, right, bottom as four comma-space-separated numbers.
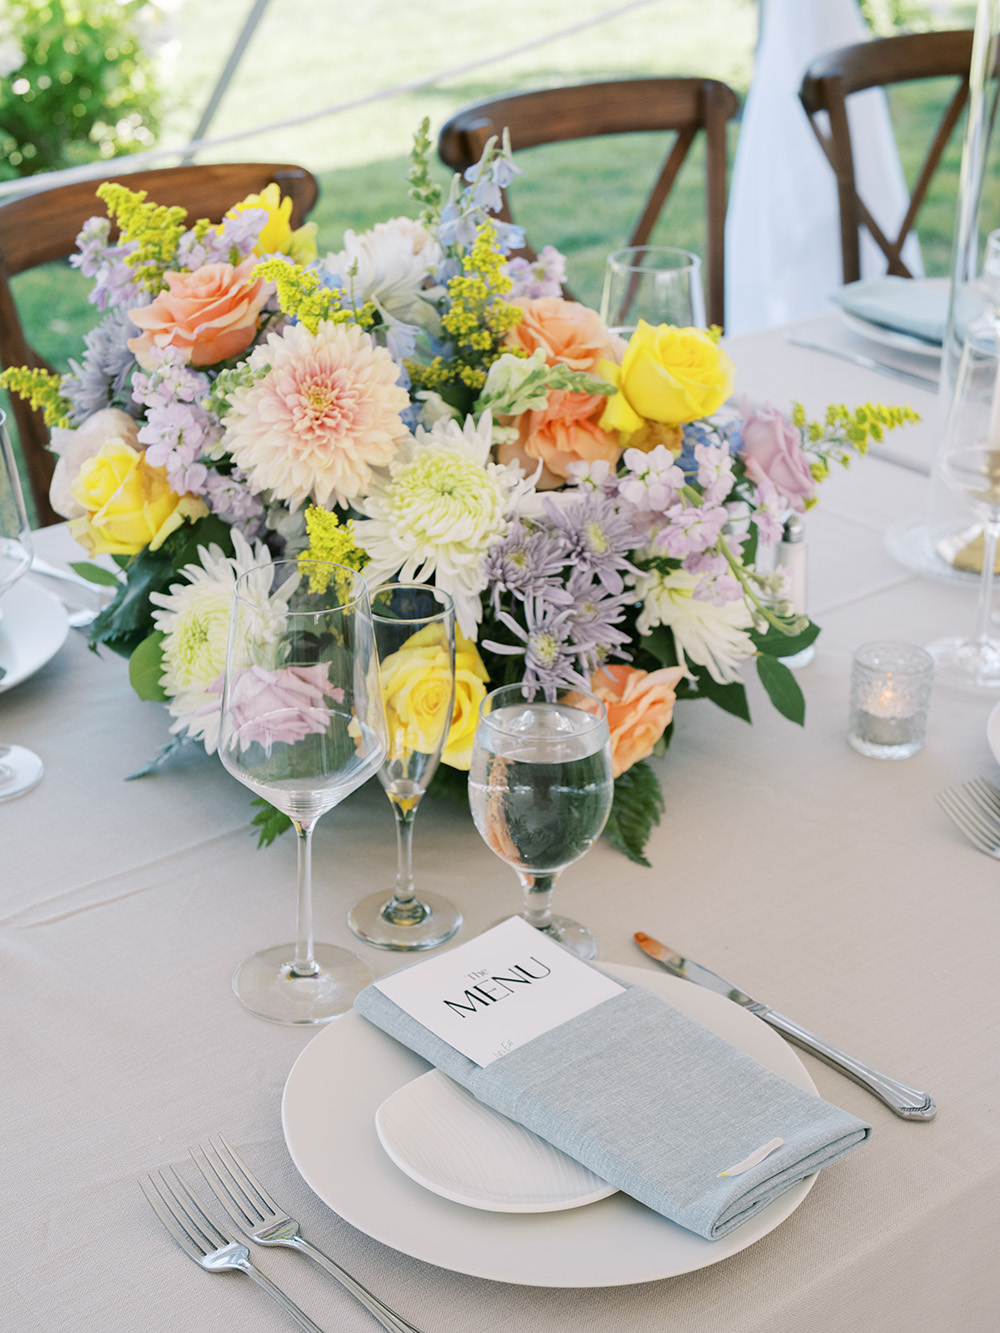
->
936, 777, 1000, 857
192, 1137, 425, 1333
139, 1168, 325, 1332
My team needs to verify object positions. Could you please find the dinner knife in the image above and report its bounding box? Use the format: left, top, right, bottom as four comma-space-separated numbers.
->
782, 332, 940, 389
634, 932, 936, 1121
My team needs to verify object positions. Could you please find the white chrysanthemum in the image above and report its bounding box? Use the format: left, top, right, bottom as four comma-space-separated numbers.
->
324, 217, 444, 331
632, 567, 755, 685
355, 413, 535, 637
222, 320, 411, 510
149, 530, 290, 752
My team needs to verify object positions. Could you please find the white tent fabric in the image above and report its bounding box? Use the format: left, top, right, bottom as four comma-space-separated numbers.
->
725, 0, 923, 336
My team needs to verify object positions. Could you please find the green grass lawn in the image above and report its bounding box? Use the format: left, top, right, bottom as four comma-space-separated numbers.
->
1, 0, 975, 518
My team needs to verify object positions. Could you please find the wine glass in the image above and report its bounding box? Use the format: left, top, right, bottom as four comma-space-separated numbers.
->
926, 333, 1000, 689
600, 245, 706, 337
218, 559, 387, 1024
348, 583, 463, 951
468, 683, 614, 960
0, 409, 44, 801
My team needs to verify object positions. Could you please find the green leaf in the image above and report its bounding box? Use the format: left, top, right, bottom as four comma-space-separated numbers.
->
125, 735, 190, 779
756, 654, 806, 725
751, 619, 821, 658
251, 798, 293, 847
602, 761, 666, 866
69, 561, 121, 587
692, 669, 752, 722
128, 631, 168, 701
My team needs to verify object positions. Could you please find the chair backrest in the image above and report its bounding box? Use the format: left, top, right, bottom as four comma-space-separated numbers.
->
438, 78, 740, 328
0, 162, 319, 525
799, 29, 974, 285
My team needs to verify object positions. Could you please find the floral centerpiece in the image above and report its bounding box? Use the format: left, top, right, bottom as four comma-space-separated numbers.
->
2, 123, 917, 862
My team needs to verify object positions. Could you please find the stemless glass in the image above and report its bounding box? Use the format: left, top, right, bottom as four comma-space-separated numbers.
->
219, 559, 387, 1024
0, 410, 44, 800
469, 683, 614, 960
348, 583, 463, 951
600, 245, 706, 337
926, 333, 1000, 689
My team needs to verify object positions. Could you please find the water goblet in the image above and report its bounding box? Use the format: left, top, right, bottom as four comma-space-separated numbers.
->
218, 559, 387, 1024
468, 683, 614, 960
348, 583, 463, 951
927, 334, 1000, 688
0, 409, 44, 800
599, 245, 706, 337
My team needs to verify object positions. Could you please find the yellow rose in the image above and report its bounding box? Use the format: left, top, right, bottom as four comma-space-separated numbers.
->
224, 183, 319, 263
599, 322, 735, 443
441, 630, 490, 770
379, 627, 454, 757
68, 442, 207, 556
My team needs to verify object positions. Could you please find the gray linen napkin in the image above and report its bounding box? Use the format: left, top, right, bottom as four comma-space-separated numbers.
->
355, 969, 871, 1239
829, 277, 947, 343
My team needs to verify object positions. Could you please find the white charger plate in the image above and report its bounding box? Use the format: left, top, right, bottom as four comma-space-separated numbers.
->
838, 308, 942, 359
376, 1068, 618, 1212
0, 582, 69, 693
282, 963, 819, 1287
986, 702, 1000, 767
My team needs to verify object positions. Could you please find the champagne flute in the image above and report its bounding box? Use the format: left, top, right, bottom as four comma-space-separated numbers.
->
600, 245, 706, 337
927, 334, 1000, 688
0, 410, 44, 800
468, 683, 613, 960
348, 583, 463, 951
219, 559, 387, 1024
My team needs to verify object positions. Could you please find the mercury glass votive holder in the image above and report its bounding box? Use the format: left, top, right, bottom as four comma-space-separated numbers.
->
847, 641, 934, 759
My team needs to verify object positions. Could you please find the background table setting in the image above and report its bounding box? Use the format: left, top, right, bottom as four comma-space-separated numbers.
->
2, 309, 999, 1331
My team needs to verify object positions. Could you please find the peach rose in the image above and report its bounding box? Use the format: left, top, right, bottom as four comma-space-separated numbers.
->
500, 297, 624, 485
587, 663, 686, 778
128, 255, 270, 369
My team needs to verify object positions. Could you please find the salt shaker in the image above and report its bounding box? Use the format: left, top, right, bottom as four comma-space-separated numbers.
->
776, 513, 814, 667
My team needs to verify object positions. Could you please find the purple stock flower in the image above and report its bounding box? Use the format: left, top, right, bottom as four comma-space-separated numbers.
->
653, 503, 729, 559
69, 217, 143, 311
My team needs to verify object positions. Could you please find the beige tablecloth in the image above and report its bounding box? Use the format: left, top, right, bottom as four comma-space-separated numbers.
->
2, 324, 997, 1331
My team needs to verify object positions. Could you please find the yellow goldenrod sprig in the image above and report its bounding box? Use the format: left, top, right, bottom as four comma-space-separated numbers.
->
96, 182, 188, 293
792, 400, 921, 485
409, 224, 521, 399
298, 505, 369, 593
0, 366, 72, 428
253, 258, 377, 334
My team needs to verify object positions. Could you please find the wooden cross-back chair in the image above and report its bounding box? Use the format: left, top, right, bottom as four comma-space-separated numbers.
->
437, 78, 740, 328
799, 29, 974, 285
0, 162, 319, 525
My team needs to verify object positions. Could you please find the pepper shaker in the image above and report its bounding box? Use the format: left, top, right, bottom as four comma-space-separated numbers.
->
776, 513, 814, 667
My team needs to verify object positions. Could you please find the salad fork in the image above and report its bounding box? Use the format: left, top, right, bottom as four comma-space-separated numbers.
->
139, 1168, 325, 1332
936, 778, 1000, 857
192, 1136, 425, 1333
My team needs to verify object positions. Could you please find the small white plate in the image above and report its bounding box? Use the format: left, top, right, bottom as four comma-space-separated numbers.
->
0, 582, 69, 693
986, 701, 1000, 767
376, 1069, 617, 1213
838, 309, 942, 359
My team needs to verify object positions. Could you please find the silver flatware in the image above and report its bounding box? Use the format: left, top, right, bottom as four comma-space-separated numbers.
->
936, 777, 1000, 857
634, 932, 936, 1120
783, 332, 940, 389
139, 1167, 326, 1332
192, 1136, 425, 1333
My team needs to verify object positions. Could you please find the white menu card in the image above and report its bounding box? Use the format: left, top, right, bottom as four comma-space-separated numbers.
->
373, 916, 625, 1067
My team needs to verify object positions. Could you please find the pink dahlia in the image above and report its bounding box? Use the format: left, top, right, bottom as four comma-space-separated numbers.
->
223, 320, 411, 508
